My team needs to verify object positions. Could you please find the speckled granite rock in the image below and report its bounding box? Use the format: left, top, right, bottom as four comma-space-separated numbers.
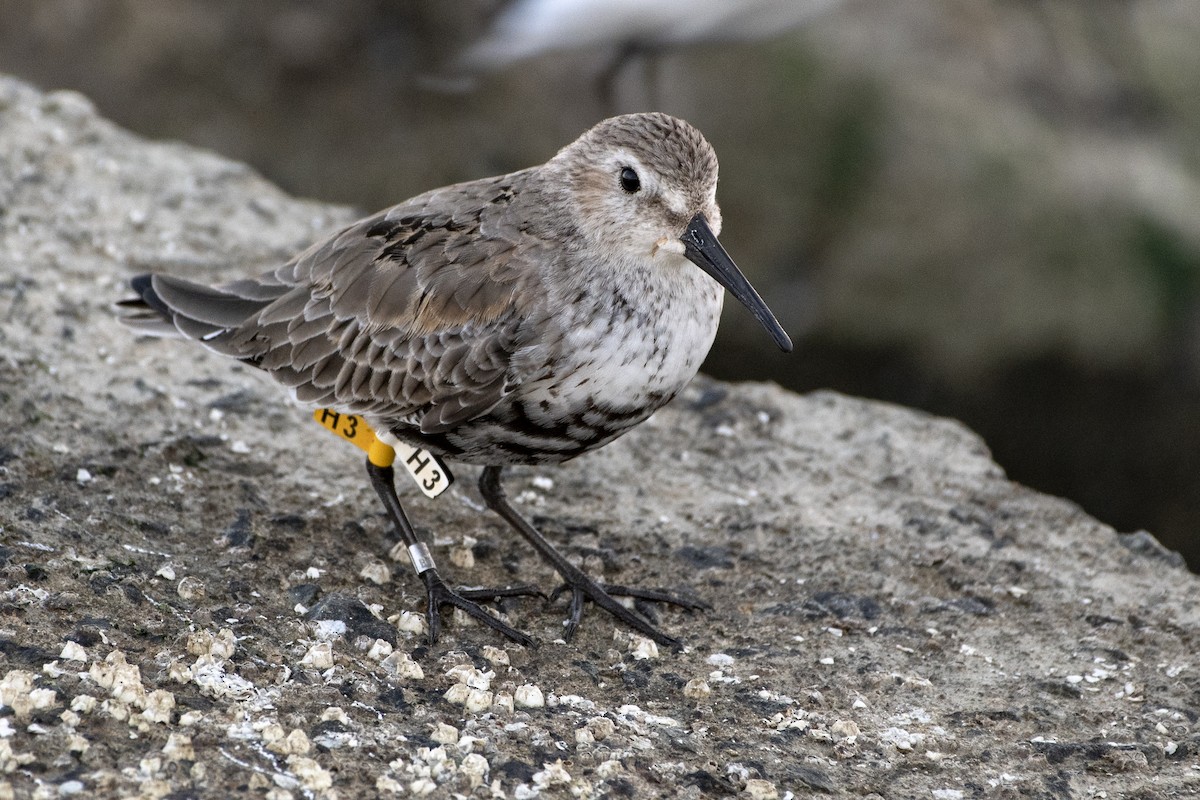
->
1, 75, 1197, 799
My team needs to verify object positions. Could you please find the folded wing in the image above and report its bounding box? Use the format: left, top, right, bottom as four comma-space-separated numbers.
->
122, 171, 549, 434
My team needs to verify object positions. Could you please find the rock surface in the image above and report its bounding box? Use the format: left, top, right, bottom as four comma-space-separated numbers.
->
1, 75, 1198, 798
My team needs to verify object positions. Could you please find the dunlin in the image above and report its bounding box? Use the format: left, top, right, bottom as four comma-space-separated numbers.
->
121, 112, 791, 647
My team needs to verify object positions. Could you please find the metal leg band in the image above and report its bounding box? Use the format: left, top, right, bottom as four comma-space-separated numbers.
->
407, 542, 436, 575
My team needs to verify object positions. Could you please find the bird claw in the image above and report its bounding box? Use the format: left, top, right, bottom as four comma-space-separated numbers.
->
548, 578, 708, 648
459, 584, 547, 602
420, 571, 536, 648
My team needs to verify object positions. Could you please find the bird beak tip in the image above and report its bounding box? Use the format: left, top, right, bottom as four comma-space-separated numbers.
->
680, 214, 793, 355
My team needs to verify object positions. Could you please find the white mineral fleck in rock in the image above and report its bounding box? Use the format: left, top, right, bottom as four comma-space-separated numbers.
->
209, 629, 236, 659
465, 689, 493, 713
376, 775, 405, 794
312, 620, 347, 641
409, 778, 437, 796
183, 633, 214, 662
284, 729, 312, 755
287, 754, 332, 791
1, 670, 59, 721
321, 707, 350, 724
70, 695, 97, 714
706, 653, 734, 667
481, 645, 510, 666
460, 752, 489, 788
360, 561, 391, 585
260, 723, 286, 744
58, 779, 85, 795
831, 719, 860, 739
162, 732, 194, 761
59, 641, 87, 663
586, 717, 616, 740
514, 684, 544, 709
176, 576, 205, 600
492, 691, 515, 715
630, 636, 659, 660
89, 651, 144, 701
155, 564, 176, 581
190, 655, 255, 700
431, 723, 458, 745
366, 638, 393, 660
0, 739, 35, 772
444, 683, 471, 705
103, 699, 130, 722
380, 651, 424, 680
167, 660, 193, 683
459, 666, 495, 690
141, 689, 175, 724
449, 546, 475, 568
179, 710, 203, 726
745, 779, 779, 800
533, 759, 572, 789
554, 694, 596, 711
300, 642, 334, 670
455, 733, 482, 754
29, 688, 58, 712
880, 727, 922, 752
393, 611, 427, 636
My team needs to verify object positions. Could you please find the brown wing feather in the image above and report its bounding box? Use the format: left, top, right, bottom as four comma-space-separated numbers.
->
209, 168, 549, 431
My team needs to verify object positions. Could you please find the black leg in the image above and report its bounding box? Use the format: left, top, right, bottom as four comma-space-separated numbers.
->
366, 459, 536, 648
478, 466, 706, 648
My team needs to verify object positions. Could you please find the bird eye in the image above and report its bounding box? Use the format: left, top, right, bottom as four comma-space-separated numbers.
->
619, 167, 641, 194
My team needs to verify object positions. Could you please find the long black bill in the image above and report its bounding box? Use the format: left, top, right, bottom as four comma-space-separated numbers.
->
680, 212, 793, 352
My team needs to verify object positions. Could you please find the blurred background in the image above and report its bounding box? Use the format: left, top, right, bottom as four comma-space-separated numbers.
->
2, 0, 1198, 567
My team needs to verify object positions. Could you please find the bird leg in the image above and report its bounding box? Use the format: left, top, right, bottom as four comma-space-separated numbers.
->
478, 466, 707, 648
366, 459, 537, 648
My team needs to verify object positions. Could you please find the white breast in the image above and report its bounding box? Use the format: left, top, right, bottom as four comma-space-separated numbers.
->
521, 255, 724, 413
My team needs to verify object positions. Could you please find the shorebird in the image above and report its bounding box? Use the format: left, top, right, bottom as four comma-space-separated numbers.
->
121, 112, 792, 648
455, 0, 840, 104
461, 0, 839, 70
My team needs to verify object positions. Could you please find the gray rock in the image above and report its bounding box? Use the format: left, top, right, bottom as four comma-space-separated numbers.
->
1, 75, 1196, 798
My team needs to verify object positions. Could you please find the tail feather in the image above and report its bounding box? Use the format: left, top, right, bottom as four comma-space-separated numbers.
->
150, 274, 275, 328
117, 273, 284, 351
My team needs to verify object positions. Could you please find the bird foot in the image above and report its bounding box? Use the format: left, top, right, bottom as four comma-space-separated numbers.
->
549, 574, 708, 648
420, 571, 537, 648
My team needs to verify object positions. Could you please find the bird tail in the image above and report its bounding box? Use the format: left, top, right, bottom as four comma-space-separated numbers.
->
117, 273, 281, 346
